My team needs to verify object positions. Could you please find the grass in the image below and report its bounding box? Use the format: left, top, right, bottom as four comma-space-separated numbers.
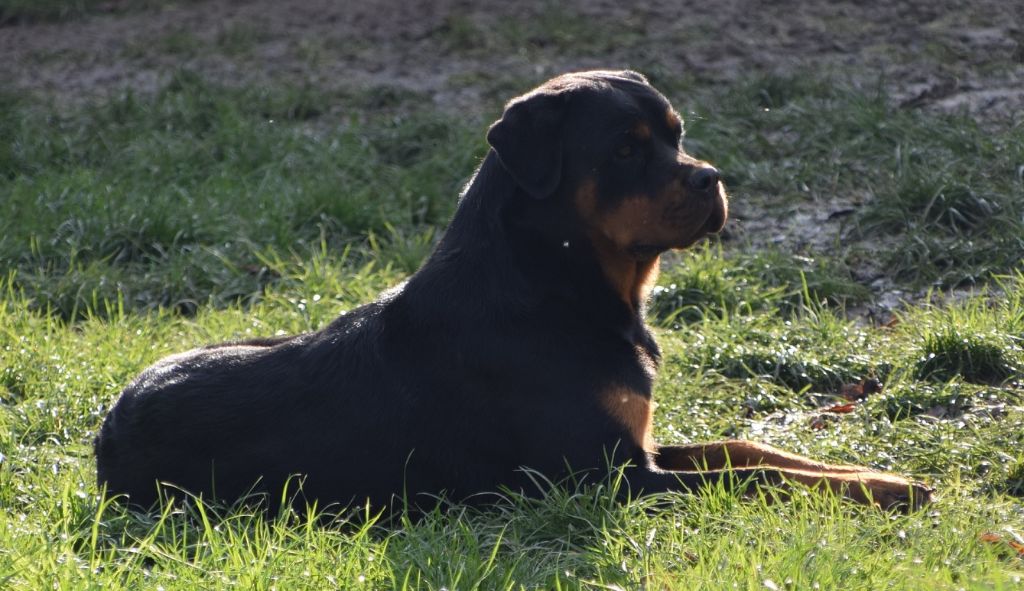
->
1, 64, 1023, 588
0, 0, 99, 23
2, 270, 1024, 587
433, 3, 646, 56
683, 74, 1024, 287
0, 0, 200, 23
0, 71, 476, 319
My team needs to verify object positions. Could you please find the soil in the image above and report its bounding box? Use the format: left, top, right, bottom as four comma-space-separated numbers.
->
3, 0, 1021, 118
2, 0, 1022, 316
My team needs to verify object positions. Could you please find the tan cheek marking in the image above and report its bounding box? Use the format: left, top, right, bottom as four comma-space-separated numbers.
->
600, 387, 656, 452
576, 189, 668, 309
599, 195, 657, 248
594, 197, 662, 309
600, 194, 684, 250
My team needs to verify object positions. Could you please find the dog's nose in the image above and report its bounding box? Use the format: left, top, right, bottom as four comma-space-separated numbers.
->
687, 166, 720, 193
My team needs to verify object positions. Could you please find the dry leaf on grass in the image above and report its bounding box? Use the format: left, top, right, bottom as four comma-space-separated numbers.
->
840, 378, 883, 401
823, 402, 858, 414
979, 532, 1024, 558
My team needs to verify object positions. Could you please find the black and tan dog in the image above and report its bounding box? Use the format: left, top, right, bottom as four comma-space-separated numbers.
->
95, 71, 931, 513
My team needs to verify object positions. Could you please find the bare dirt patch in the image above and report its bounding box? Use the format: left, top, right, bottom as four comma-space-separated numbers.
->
3, 0, 1021, 118
2, 0, 1021, 317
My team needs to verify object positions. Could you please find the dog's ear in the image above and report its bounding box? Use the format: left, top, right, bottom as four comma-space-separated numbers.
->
615, 70, 648, 84
486, 90, 569, 199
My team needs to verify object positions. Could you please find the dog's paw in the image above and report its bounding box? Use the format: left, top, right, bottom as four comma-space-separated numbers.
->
851, 472, 934, 513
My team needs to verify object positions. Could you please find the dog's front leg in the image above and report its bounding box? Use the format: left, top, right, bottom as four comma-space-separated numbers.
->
652, 441, 866, 473
774, 468, 934, 512
625, 462, 932, 512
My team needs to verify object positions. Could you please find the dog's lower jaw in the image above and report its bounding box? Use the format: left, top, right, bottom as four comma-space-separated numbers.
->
661, 193, 728, 251
627, 243, 666, 260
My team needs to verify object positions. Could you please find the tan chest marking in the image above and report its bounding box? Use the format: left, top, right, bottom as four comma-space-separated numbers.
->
600, 387, 656, 452
574, 180, 663, 310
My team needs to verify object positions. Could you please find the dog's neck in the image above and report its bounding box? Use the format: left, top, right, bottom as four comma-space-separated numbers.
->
562, 235, 660, 347
413, 152, 653, 344
587, 242, 661, 314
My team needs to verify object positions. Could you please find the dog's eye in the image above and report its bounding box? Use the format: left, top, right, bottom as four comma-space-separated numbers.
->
615, 144, 634, 159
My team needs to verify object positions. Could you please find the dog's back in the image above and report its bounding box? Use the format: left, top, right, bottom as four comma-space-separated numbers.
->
95, 305, 401, 509
94, 282, 589, 511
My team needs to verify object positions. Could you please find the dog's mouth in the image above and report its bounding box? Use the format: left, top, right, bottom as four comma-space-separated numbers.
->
611, 182, 730, 259
673, 185, 728, 249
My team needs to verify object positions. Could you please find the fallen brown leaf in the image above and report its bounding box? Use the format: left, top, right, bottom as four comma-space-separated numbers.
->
823, 402, 858, 414
979, 532, 1024, 558
840, 378, 883, 401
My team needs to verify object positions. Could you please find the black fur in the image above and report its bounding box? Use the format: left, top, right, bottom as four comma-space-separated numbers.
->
94, 70, 749, 513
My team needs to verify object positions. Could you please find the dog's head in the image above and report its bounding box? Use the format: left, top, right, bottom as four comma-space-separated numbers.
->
487, 70, 728, 263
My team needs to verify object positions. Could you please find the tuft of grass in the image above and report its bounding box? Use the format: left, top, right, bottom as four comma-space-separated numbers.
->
0, 0, 99, 23
433, 3, 646, 58
915, 327, 1016, 384
495, 3, 645, 54
902, 278, 1023, 386
1003, 459, 1024, 498
434, 14, 488, 53
0, 0, 192, 24
216, 22, 272, 56
652, 244, 869, 327
157, 28, 205, 57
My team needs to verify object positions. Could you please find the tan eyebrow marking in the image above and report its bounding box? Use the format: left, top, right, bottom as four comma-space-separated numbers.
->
632, 122, 651, 139
665, 108, 683, 134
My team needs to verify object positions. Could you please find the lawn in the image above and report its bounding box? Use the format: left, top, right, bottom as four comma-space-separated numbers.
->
2, 10, 1024, 589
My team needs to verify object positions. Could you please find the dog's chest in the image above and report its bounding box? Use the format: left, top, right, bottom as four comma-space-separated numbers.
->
596, 340, 660, 452
599, 386, 656, 452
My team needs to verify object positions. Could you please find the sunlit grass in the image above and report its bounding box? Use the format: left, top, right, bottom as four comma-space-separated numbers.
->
3, 263, 1023, 588
1, 69, 1023, 588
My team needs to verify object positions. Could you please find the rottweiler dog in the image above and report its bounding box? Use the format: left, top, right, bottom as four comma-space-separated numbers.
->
95, 70, 932, 514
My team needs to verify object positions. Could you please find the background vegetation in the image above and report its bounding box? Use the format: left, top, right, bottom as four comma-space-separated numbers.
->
1, 0, 1022, 588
